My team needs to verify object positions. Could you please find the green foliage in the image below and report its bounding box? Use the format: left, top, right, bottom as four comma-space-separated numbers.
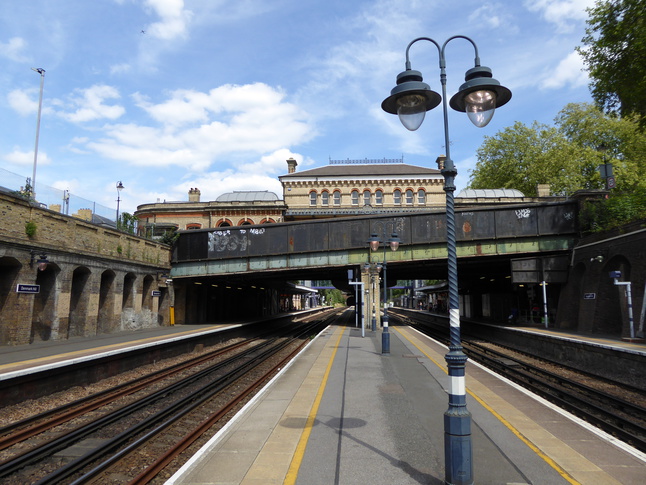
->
160, 229, 180, 246
578, 0, 646, 128
25, 221, 37, 238
117, 212, 138, 234
580, 189, 646, 232
468, 103, 646, 196
321, 288, 346, 306
16, 178, 34, 200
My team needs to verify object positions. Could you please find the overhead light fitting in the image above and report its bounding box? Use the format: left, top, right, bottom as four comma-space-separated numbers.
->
30, 251, 49, 271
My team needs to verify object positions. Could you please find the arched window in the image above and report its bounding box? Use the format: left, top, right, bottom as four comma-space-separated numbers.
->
406, 189, 414, 205
351, 190, 359, 206
239, 219, 253, 225
217, 219, 232, 227
309, 191, 317, 207
260, 218, 276, 224
321, 191, 329, 206
363, 190, 371, 206
333, 190, 341, 206
186, 223, 202, 230
417, 189, 426, 205
393, 189, 402, 205
375, 189, 383, 205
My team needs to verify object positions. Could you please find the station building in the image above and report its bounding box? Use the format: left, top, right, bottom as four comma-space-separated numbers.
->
134, 157, 455, 233
134, 189, 286, 237
278, 157, 446, 220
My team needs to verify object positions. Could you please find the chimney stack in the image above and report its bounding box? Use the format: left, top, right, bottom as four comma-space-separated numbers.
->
286, 157, 298, 174
536, 184, 550, 197
188, 187, 201, 202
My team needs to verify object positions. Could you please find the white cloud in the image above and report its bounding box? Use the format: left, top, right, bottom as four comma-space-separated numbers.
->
110, 63, 131, 75
3, 147, 51, 166
0, 37, 28, 62
7, 89, 39, 116
79, 83, 314, 170
524, 0, 596, 32
171, 170, 284, 203
468, 3, 509, 30
541, 50, 588, 89
58, 85, 126, 123
242, 148, 305, 175
144, 0, 193, 40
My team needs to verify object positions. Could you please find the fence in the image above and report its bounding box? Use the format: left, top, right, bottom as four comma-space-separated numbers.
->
0, 167, 117, 224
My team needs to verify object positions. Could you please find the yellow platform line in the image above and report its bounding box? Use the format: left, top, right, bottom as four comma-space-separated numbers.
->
393, 326, 583, 485
283, 326, 346, 485
0, 325, 224, 372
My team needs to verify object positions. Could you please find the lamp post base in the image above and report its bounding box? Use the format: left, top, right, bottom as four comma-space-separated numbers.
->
444, 347, 472, 484
381, 327, 390, 354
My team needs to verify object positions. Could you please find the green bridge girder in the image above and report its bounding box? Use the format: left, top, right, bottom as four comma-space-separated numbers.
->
171, 201, 579, 282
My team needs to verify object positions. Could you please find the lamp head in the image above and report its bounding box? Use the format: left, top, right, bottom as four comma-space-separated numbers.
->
368, 233, 380, 252
382, 69, 441, 131
449, 65, 511, 127
30, 251, 49, 271
116, 181, 124, 192
388, 233, 400, 252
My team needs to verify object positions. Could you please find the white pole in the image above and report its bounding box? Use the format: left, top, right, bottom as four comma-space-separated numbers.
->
542, 281, 548, 329
31, 68, 45, 200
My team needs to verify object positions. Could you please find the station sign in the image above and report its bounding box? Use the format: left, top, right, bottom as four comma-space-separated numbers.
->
583, 293, 596, 300
151, 290, 162, 297
16, 284, 40, 294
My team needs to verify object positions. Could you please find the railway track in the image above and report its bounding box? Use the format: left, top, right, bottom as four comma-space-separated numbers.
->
0, 309, 343, 484
390, 310, 646, 454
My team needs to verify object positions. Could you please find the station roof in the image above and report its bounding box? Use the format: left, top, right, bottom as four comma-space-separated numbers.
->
216, 191, 280, 202
457, 189, 525, 198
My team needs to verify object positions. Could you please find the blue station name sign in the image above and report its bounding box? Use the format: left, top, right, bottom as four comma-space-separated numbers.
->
16, 284, 40, 294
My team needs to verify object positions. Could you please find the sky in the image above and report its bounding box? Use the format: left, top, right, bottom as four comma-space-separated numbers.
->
0, 0, 597, 216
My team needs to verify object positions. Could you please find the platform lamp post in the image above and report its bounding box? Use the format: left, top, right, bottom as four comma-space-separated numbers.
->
116, 181, 124, 229
369, 231, 400, 354
382, 36, 511, 485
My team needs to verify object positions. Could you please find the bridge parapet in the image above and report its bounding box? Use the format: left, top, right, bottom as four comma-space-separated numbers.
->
172, 201, 579, 278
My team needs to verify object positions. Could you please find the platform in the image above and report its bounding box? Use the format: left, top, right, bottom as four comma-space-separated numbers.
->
0, 324, 226, 377
167, 324, 645, 484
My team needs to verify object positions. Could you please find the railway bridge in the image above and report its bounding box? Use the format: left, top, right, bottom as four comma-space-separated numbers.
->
170, 200, 579, 326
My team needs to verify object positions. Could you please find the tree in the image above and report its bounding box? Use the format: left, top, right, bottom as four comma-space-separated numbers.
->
321, 288, 346, 306
118, 212, 138, 234
468, 120, 593, 196
577, 0, 646, 128
160, 229, 179, 246
555, 103, 646, 192
468, 103, 646, 196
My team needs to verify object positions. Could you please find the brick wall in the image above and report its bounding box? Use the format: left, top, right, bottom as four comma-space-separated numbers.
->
0, 192, 172, 345
0, 192, 169, 265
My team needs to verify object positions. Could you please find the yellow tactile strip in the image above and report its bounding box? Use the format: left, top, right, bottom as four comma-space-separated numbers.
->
394, 326, 632, 485
243, 325, 345, 484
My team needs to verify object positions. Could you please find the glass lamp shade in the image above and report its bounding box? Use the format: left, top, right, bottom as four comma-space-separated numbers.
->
464, 89, 496, 127
396, 94, 428, 131
388, 233, 400, 251
369, 234, 380, 251
37, 256, 49, 271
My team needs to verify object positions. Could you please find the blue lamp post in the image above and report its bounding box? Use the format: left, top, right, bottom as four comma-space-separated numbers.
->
382, 36, 511, 485
369, 231, 400, 354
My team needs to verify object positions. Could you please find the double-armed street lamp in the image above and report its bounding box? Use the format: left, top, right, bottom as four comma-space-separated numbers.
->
368, 230, 400, 354
382, 36, 511, 485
